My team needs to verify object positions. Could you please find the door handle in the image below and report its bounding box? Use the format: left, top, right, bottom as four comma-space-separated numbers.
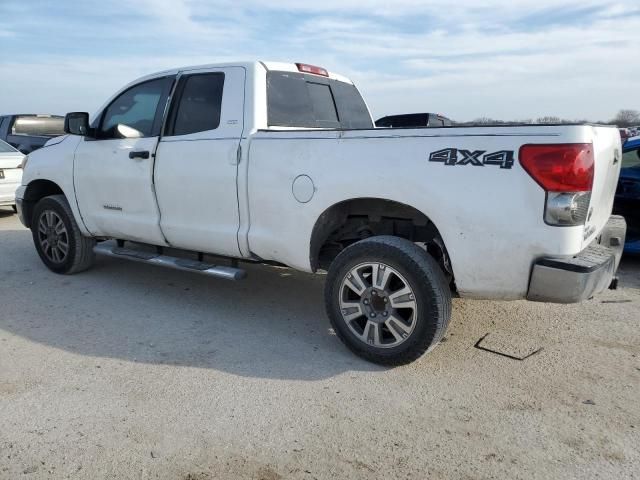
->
129, 150, 150, 159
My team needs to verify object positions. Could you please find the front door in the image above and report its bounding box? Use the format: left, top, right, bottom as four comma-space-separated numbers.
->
74, 76, 174, 244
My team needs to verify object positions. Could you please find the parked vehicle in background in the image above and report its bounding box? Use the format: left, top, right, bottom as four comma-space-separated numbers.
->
376, 112, 452, 128
614, 137, 640, 254
0, 139, 25, 212
15, 61, 626, 365
0, 114, 65, 154
619, 128, 631, 143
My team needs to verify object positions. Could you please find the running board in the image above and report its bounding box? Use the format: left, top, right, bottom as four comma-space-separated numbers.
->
93, 243, 246, 281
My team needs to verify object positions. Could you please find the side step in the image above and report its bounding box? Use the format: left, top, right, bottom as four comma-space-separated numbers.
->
93, 243, 247, 281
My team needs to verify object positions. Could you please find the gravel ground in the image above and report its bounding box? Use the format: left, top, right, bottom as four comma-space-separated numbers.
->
1, 209, 639, 479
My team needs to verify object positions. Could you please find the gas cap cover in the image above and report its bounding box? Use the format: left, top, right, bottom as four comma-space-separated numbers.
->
292, 175, 315, 203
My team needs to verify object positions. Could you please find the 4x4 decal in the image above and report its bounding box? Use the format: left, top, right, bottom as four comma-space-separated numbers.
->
429, 148, 514, 169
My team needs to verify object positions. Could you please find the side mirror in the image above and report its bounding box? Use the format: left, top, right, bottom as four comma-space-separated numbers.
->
64, 112, 91, 136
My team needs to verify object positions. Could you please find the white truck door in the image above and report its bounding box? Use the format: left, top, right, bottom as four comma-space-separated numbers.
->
73, 76, 175, 244
154, 67, 245, 257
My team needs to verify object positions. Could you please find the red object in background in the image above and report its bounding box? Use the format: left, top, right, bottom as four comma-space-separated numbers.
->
620, 128, 629, 142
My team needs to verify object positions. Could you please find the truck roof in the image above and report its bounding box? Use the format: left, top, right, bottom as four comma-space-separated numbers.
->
131, 61, 354, 86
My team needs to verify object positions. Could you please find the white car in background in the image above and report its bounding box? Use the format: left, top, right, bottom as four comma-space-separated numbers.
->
0, 139, 24, 212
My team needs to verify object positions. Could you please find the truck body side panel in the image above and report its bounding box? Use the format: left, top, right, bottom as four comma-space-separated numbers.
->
245, 126, 611, 300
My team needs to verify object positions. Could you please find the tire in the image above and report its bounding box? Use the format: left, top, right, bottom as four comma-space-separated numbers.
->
325, 236, 452, 366
12, 205, 17, 213
31, 194, 96, 274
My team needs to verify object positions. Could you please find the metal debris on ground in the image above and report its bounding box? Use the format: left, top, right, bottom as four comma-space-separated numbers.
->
474, 332, 542, 360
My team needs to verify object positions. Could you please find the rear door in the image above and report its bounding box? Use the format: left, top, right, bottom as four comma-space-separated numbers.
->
74, 76, 174, 243
154, 67, 245, 256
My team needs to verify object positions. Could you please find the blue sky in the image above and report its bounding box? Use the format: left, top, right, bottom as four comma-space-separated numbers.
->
0, 0, 638, 121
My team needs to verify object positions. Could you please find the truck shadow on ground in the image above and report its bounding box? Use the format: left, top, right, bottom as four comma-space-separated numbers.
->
0, 227, 383, 380
2, 221, 639, 381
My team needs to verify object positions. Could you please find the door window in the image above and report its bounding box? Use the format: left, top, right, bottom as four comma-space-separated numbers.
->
166, 73, 225, 136
99, 77, 173, 138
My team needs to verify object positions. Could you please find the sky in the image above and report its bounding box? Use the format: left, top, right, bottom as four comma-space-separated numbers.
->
0, 0, 638, 122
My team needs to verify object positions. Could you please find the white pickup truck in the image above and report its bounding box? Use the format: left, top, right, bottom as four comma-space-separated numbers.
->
16, 61, 626, 365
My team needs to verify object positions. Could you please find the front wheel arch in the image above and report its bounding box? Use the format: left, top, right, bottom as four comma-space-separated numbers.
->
22, 179, 65, 229
31, 194, 95, 274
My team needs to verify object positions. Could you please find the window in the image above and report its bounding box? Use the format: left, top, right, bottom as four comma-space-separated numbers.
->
307, 83, 338, 125
330, 81, 373, 129
267, 72, 317, 128
0, 139, 18, 153
169, 73, 225, 136
267, 71, 373, 129
622, 148, 640, 168
99, 77, 173, 138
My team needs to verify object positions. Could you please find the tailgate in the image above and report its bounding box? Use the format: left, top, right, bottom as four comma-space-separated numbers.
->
583, 127, 623, 247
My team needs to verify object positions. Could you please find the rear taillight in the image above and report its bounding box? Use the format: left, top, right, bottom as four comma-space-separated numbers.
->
295, 63, 329, 77
520, 144, 594, 192
519, 144, 594, 226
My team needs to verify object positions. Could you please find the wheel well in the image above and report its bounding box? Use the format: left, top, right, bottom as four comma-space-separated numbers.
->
22, 180, 64, 228
310, 198, 454, 283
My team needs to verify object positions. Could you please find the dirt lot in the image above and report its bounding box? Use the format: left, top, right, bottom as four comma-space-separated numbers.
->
0, 208, 639, 479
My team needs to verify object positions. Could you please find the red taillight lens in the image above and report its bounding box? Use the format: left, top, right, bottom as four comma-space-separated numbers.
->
295, 63, 329, 77
519, 143, 594, 192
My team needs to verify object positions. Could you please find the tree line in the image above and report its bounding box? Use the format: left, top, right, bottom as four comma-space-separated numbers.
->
455, 109, 640, 127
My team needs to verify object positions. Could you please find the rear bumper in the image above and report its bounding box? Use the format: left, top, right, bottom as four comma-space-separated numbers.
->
527, 215, 626, 303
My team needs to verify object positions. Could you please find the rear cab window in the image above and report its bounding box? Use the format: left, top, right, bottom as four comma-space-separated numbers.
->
267, 71, 372, 129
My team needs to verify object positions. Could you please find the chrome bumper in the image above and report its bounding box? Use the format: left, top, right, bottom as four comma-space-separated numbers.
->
527, 215, 626, 303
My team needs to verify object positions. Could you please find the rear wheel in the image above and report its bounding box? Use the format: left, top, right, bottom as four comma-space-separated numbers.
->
12, 205, 17, 213
31, 195, 95, 274
325, 236, 451, 366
